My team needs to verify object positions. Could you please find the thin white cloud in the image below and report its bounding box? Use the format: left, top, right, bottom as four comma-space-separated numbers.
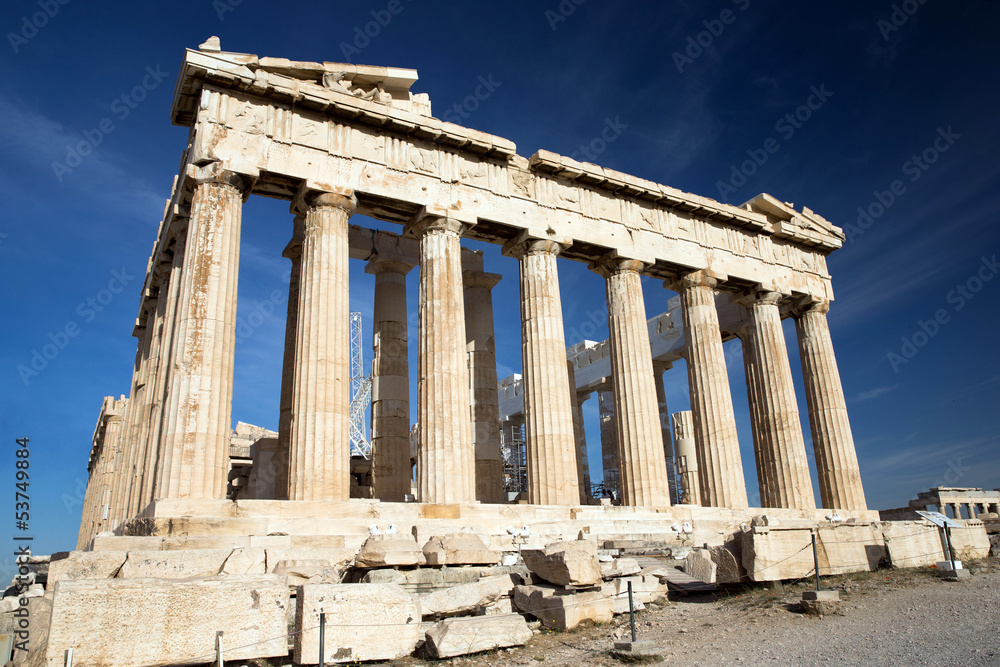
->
850, 384, 899, 403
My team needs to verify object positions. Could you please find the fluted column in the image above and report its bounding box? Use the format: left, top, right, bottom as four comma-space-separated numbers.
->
672, 410, 700, 505
595, 257, 670, 507
504, 234, 579, 506
275, 217, 304, 501
740, 290, 815, 510
598, 388, 619, 499
287, 186, 356, 501
158, 164, 250, 499
99, 405, 126, 534
652, 362, 679, 504
463, 263, 504, 503
794, 299, 867, 510
405, 211, 476, 504
113, 318, 152, 525
669, 271, 748, 509
570, 382, 592, 504
367, 256, 415, 502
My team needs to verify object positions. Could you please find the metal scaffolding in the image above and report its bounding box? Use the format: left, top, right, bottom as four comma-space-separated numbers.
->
349, 312, 372, 459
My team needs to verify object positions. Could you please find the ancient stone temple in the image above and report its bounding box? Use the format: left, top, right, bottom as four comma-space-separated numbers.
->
37, 39, 997, 667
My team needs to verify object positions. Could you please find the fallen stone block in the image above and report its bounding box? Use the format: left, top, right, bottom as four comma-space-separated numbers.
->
0, 593, 52, 666
294, 583, 420, 664
264, 547, 356, 573
116, 548, 233, 579
273, 560, 345, 586
513, 585, 613, 630
418, 579, 503, 618
947, 521, 991, 560
477, 597, 514, 616
521, 540, 601, 587
605, 574, 665, 604
601, 557, 640, 580
355, 535, 426, 568
800, 590, 841, 616
46, 551, 127, 587
709, 545, 745, 584
684, 549, 717, 584
881, 522, 945, 569
742, 528, 814, 581
989, 534, 999, 558
422, 533, 500, 566
45, 576, 288, 666
425, 614, 532, 658
600, 581, 646, 614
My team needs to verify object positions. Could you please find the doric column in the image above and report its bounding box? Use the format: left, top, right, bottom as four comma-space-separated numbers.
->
672, 410, 700, 505
598, 388, 619, 499
286, 185, 356, 501
503, 233, 579, 506
570, 382, 592, 504
275, 217, 304, 501
793, 299, 867, 510
404, 210, 476, 504
463, 261, 504, 503
158, 164, 250, 499
113, 317, 153, 525
367, 255, 416, 502
128, 279, 166, 517
98, 402, 127, 534
739, 289, 815, 510
669, 270, 748, 509
652, 362, 679, 505
594, 256, 670, 507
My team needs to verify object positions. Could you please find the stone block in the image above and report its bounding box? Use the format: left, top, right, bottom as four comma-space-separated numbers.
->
264, 547, 356, 574
45, 576, 288, 666
46, 552, 127, 586
947, 521, 991, 560
742, 528, 814, 581
0, 593, 52, 667
600, 581, 646, 614
881, 522, 945, 569
418, 579, 504, 618
606, 574, 664, 604
355, 535, 426, 568
684, 549, 717, 584
424, 614, 532, 658
521, 539, 601, 587
221, 547, 266, 575
513, 585, 613, 630
422, 533, 500, 566
801, 590, 840, 616
116, 549, 233, 579
709, 545, 745, 583
600, 557, 641, 579
294, 583, 420, 664
477, 597, 514, 616
273, 560, 346, 586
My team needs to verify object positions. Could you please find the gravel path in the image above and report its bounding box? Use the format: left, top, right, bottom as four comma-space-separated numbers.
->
441, 559, 1000, 667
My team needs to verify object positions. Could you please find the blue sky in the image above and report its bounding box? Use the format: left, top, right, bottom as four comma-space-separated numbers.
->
2, 1, 999, 571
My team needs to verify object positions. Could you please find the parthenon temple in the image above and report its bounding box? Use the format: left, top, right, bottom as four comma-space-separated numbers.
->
78, 41, 873, 549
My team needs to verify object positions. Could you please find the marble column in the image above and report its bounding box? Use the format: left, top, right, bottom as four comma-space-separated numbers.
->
405, 211, 476, 504
463, 262, 504, 504
367, 256, 415, 502
99, 408, 126, 534
598, 388, 619, 499
570, 382, 592, 504
113, 318, 152, 525
287, 186, 356, 501
739, 289, 815, 510
652, 362, 679, 504
158, 165, 250, 500
275, 218, 304, 501
504, 234, 580, 506
669, 271, 748, 509
794, 299, 867, 510
595, 257, 670, 507
967, 503, 977, 519
672, 410, 700, 505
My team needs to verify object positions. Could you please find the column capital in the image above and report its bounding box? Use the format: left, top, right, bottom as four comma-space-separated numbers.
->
666, 269, 727, 293
736, 287, 785, 310
403, 206, 475, 239
185, 162, 253, 197
282, 215, 305, 260
790, 296, 831, 318
291, 183, 357, 216
589, 251, 648, 278
577, 390, 592, 404
463, 269, 502, 290
366, 255, 417, 276
652, 360, 674, 374
501, 230, 571, 260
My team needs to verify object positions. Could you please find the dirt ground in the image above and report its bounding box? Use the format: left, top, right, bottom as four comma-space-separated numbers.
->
405, 557, 1000, 667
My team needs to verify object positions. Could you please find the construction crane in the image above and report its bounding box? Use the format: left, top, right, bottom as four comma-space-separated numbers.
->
349, 312, 373, 459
